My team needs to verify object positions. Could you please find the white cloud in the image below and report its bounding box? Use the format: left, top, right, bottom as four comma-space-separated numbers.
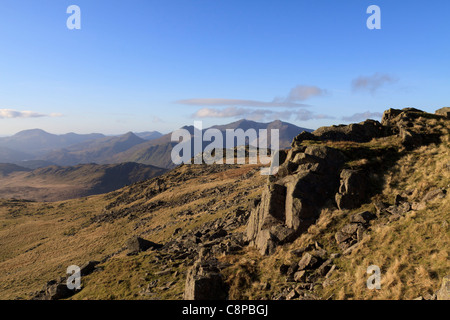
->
177, 84, 327, 109
192, 107, 333, 122
178, 98, 307, 108
287, 85, 327, 101
0, 109, 62, 119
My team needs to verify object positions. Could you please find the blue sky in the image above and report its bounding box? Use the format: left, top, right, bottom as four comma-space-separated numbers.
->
0, 0, 449, 135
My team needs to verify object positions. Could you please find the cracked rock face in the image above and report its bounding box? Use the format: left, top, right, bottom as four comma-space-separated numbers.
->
335, 169, 368, 210
246, 146, 346, 255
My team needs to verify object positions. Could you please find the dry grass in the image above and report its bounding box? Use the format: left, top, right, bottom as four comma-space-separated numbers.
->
0, 163, 266, 299
226, 116, 449, 300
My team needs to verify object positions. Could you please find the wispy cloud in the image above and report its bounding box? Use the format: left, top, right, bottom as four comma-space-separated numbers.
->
177, 85, 327, 108
0, 109, 62, 119
178, 97, 308, 108
287, 85, 327, 101
342, 111, 383, 122
193, 107, 333, 122
352, 73, 397, 94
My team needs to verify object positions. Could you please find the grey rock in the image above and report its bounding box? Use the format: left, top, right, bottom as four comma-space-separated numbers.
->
293, 270, 307, 282
437, 275, 450, 300
184, 258, 228, 300
312, 120, 388, 143
335, 169, 368, 210
127, 236, 162, 254
422, 188, 446, 203
298, 253, 320, 271
286, 289, 300, 300
350, 211, 377, 225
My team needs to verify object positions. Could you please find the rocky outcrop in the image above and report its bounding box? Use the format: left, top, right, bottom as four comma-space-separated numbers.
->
313, 120, 388, 143
381, 107, 445, 149
32, 278, 75, 300
435, 107, 450, 119
247, 146, 346, 255
248, 107, 450, 256
292, 120, 390, 148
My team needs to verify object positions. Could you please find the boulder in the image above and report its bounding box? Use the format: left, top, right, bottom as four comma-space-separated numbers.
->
33, 278, 76, 300
126, 236, 163, 254
335, 223, 365, 249
436, 275, 450, 300
386, 202, 411, 215
184, 259, 228, 300
297, 252, 321, 271
422, 188, 446, 203
293, 270, 307, 282
286, 289, 300, 300
350, 211, 377, 225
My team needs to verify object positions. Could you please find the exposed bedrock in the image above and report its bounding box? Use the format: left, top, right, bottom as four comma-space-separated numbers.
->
247, 146, 347, 255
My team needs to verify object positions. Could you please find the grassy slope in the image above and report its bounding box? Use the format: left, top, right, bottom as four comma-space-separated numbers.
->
0, 163, 265, 299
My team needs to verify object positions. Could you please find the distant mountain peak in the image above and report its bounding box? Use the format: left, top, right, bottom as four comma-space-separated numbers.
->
14, 128, 51, 136
123, 131, 138, 138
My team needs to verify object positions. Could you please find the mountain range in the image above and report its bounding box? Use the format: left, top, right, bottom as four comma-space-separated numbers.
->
0, 120, 311, 169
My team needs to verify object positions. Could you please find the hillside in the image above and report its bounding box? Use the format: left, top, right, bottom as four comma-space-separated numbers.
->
0, 146, 34, 164
0, 163, 31, 176
0, 162, 167, 202
0, 107, 448, 301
